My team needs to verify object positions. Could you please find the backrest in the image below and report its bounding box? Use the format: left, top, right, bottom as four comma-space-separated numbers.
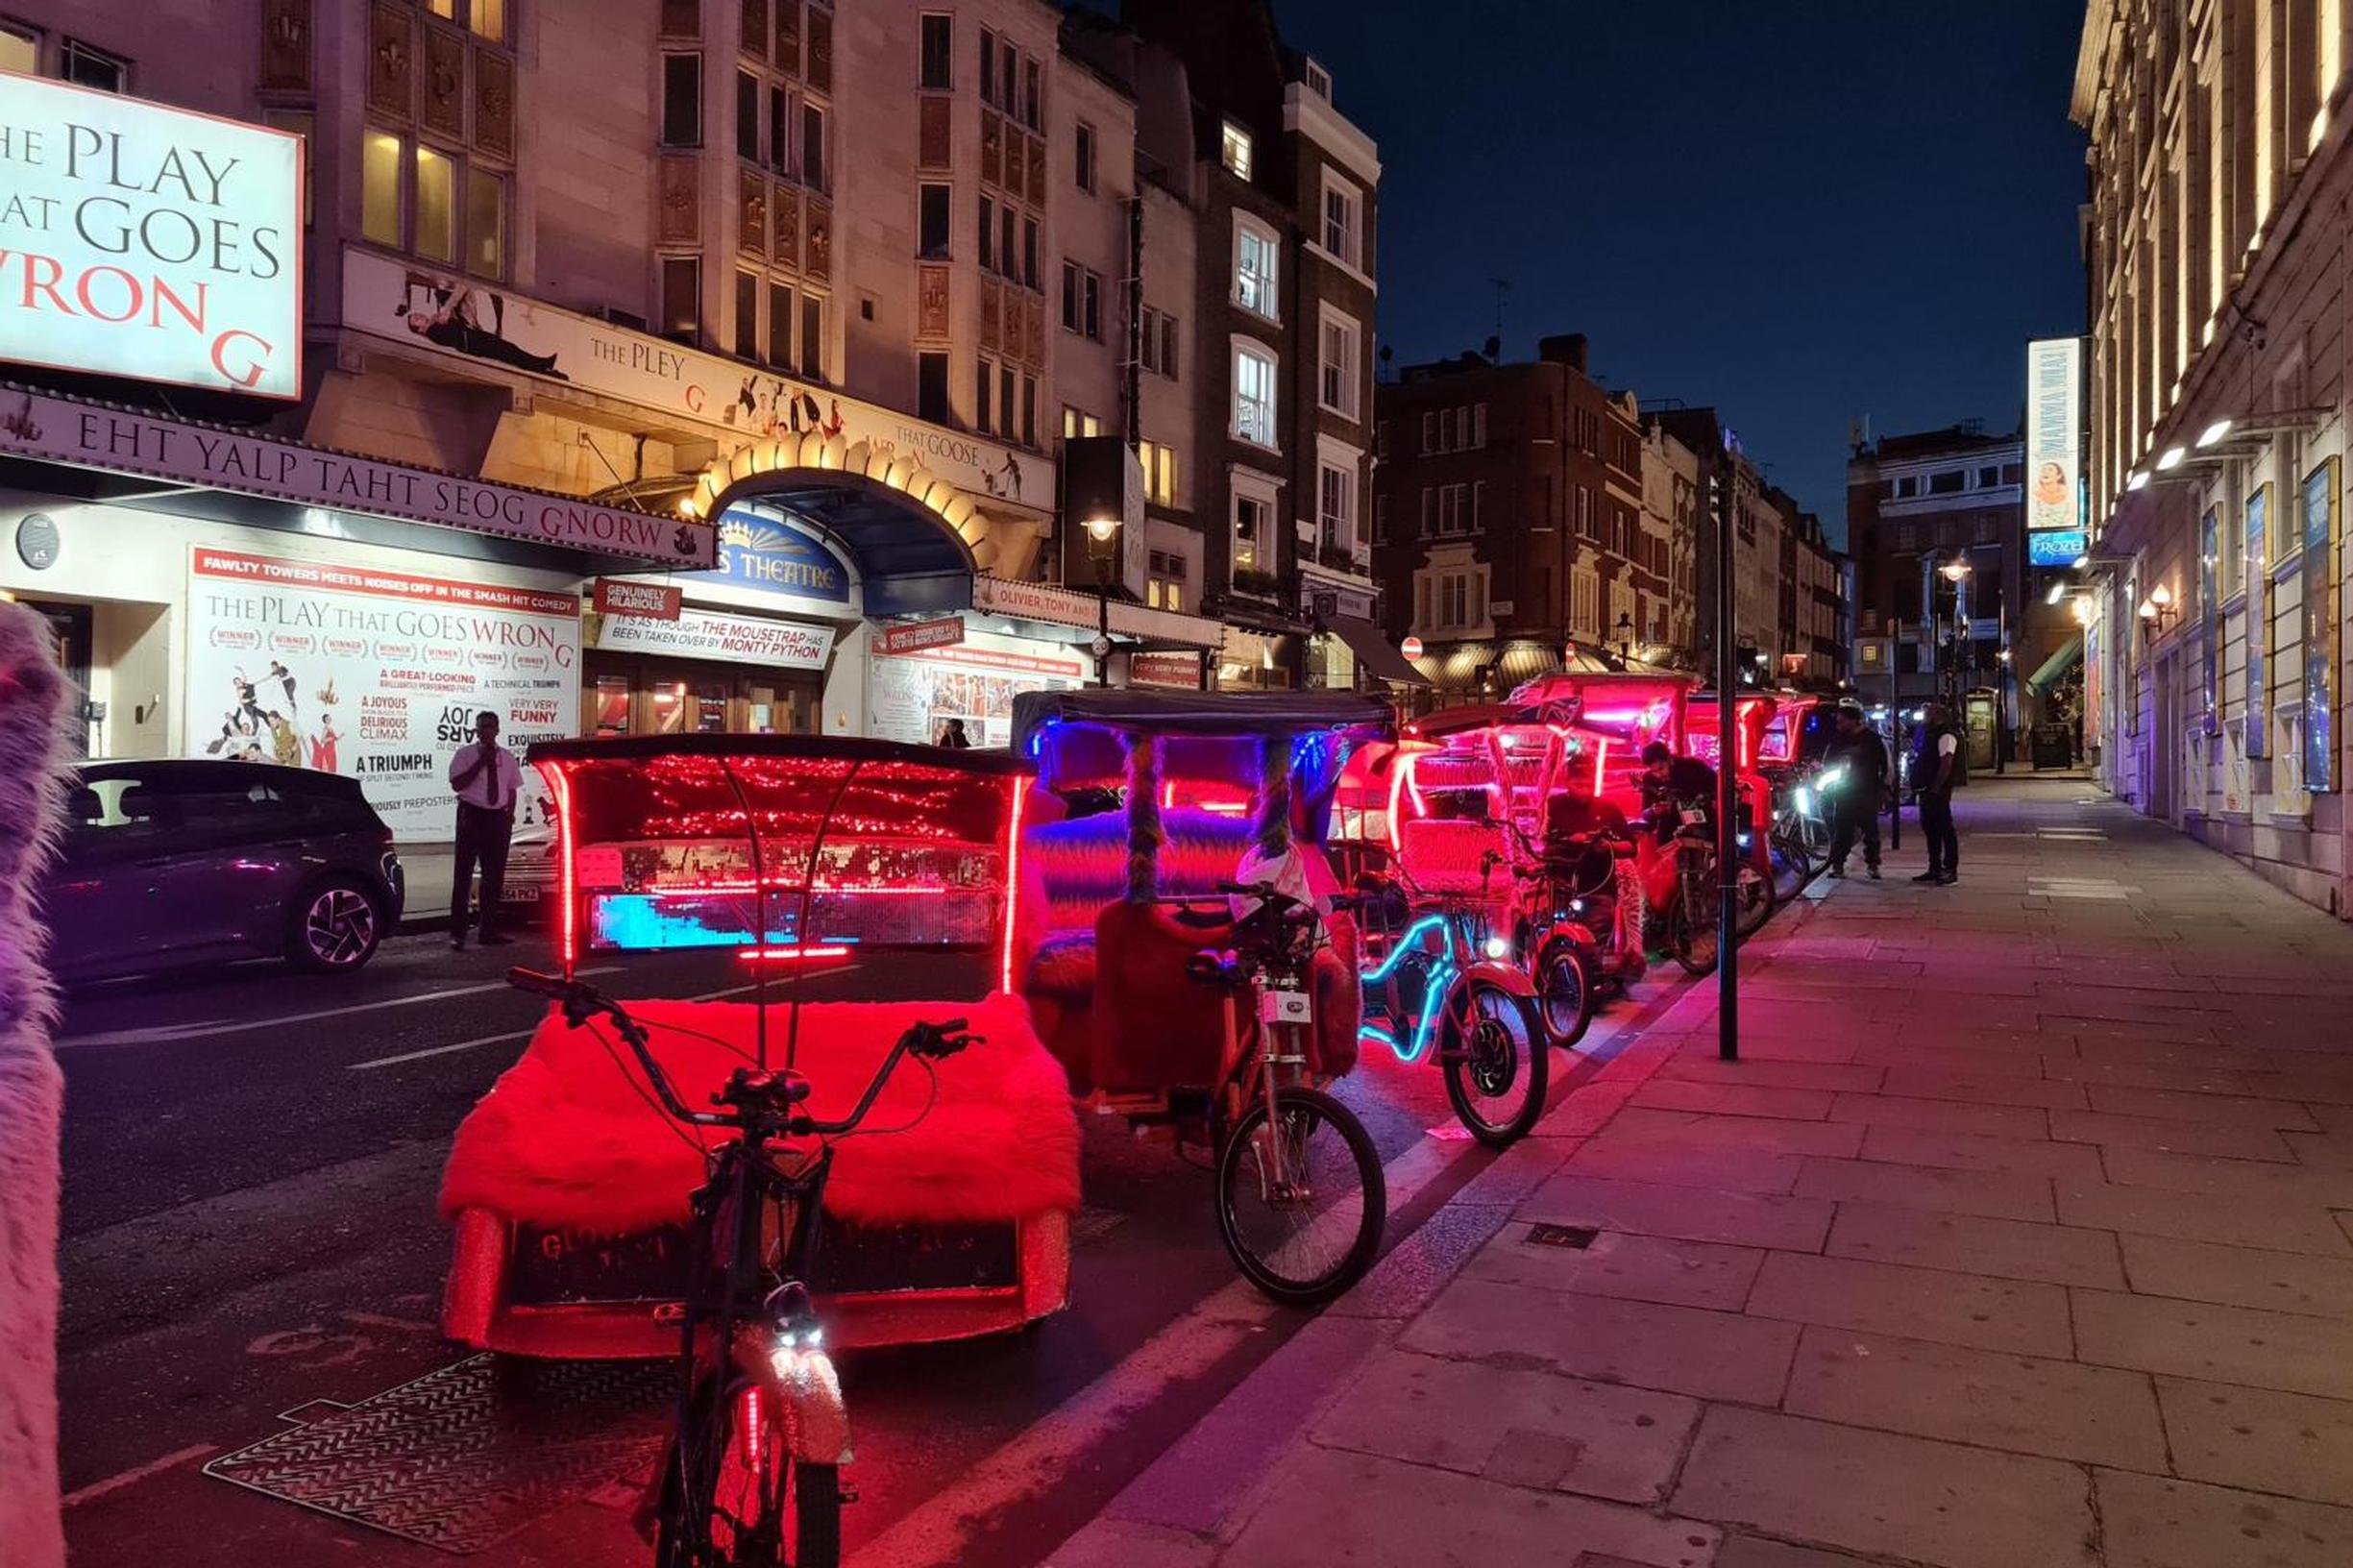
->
1397, 817, 1503, 897
1024, 804, 1260, 941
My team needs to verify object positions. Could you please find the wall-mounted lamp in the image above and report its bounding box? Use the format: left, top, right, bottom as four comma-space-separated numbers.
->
2138, 582, 2179, 639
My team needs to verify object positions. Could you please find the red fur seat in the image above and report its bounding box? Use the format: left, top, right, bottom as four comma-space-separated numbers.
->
439, 992, 1079, 1236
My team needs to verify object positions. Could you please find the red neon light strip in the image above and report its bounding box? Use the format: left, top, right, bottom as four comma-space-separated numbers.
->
1000, 774, 1030, 994
1591, 736, 1610, 797
740, 945, 854, 963
546, 762, 577, 974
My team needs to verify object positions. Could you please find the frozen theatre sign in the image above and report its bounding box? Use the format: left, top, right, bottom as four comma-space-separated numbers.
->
0, 386, 717, 568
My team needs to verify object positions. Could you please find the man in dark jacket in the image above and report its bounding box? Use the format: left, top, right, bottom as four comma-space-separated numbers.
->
1914, 700, 1963, 884
1823, 701, 1888, 880
1639, 741, 1719, 841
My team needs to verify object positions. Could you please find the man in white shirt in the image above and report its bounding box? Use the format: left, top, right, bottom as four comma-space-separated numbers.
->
448, 710, 525, 948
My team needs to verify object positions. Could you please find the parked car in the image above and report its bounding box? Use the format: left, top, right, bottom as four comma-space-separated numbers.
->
44, 760, 405, 982
498, 790, 556, 919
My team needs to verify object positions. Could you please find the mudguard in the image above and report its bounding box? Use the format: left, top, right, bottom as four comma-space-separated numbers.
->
1452, 958, 1538, 1001
732, 1324, 853, 1466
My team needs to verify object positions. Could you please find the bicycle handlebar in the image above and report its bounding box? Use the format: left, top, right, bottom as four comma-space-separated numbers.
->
506, 968, 970, 1139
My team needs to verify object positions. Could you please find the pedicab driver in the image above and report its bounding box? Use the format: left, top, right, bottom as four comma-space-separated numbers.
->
448, 710, 525, 949
1638, 741, 1718, 840
1824, 700, 1890, 880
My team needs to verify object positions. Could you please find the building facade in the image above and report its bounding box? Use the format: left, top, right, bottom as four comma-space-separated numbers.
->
2072, 0, 2353, 916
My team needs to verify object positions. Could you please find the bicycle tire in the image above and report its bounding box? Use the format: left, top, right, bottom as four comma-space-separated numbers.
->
655, 1375, 842, 1568
1441, 978, 1551, 1145
1668, 879, 1721, 977
1732, 856, 1774, 939
1214, 1086, 1385, 1306
1532, 936, 1595, 1049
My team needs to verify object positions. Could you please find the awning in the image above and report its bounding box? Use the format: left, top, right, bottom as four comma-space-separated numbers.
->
1324, 616, 1430, 685
2027, 633, 2084, 693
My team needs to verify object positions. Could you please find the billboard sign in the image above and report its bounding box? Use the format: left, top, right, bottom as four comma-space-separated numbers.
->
592, 605, 833, 670
2025, 338, 2084, 534
0, 73, 302, 397
2026, 529, 2088, 568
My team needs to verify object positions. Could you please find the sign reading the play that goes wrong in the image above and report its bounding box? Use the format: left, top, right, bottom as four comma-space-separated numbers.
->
0, 72, 301, 396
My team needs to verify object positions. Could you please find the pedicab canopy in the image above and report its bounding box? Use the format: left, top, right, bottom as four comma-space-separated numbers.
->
525, 733, 1034, 1006
1684, 692, 1777, 774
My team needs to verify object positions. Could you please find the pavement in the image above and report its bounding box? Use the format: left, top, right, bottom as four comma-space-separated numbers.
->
1044, 772, 2353, 1568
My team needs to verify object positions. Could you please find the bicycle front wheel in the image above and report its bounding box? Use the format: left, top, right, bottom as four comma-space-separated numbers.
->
1442, 976, 1551, 1145
1668, 873, 1721, 976
1215, 1086, 1385, 1306
1732, 854, 1774, 939
656, 1376, 842, 1568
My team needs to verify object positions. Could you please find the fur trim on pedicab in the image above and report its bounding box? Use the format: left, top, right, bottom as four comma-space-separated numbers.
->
1123, 731, 1161, 904
438, 992, 1080, 1237
0, 601, 70, 1568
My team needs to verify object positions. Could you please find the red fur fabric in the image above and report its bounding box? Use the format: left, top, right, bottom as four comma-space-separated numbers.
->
440, 992, 1079, 1235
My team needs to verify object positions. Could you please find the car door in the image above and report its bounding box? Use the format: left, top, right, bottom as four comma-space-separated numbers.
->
42, 776, 178, 978
151, 775, 314, 957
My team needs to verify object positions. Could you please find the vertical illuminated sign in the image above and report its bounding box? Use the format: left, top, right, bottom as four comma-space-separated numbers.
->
2198, 507, 2218, 735
2025, 338, 2085, 539
2304, 459, 2339, 792
2245, 483, 2270, 758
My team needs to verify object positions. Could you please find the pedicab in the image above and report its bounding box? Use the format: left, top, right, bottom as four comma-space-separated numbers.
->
438, 734, 1078, 1361
1756, 692, 1834, 877
1013, 690, 1388, 1302
1682, 691, 1778, 935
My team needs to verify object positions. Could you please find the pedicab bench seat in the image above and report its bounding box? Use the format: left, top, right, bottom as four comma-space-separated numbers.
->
439, 991, 1077, 1358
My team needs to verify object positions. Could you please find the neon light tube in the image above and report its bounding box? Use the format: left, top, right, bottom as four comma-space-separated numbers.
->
1357, 915, 1450, 984
1591, 736, 1609, 796
546, 762, 577, 974
1000, 774, 1030, 995
740, 945, 853, 963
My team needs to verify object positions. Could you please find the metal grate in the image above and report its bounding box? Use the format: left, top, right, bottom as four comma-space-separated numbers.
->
206, 1356, 669, 1555
1524, 1223, 1600, 1250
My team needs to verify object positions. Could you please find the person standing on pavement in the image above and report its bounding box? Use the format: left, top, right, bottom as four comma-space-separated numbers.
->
1822, 700, 1888, 880
1914, 699, 1962, 884
448, 711, 524, 948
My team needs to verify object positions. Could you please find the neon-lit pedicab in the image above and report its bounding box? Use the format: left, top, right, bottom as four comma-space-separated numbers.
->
439, 735, 1078, 1361
1014, 690, 1387, 1303
1682, 691, 1781, 936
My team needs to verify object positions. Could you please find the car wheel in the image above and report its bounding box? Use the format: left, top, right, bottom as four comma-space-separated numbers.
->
288, 879, 383, 972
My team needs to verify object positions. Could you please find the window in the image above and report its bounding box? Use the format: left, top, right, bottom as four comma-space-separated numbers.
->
61, 38, 127, 92
999, 206, 1017, 275
361, 129, 404, 247
769, 86, 790, 172
800, 102, 827, 189
1234, 494, 1266, 573
1075, 121, 1096, 193
1976, 465, 2000, 488
662, 256, 701, 342
1892, 475, 1917, 498
999, 42, 1016, 110
1020, 373, 1037, 446
767, 280, 795, 366
977, 195, 994, 270
1023, 60, 1042, 130
464, 166, 505, 278
737, 70, 761, 159
413, 145, 456, 263
1060, 261, 1101, 339
1147, 550, 1188, 612
1236, 221, 1278, 318
1303, 60, 1331, 99
1928, 470, 1964, 495
919, 12, 952, 89
1576, 486, 1595, 538
1434, 483, 1472, 536
1318, 462, 1356, 551
800, 292, 823, 379
1318, 309, 1360, 419
1373, 494, 1389, 544
1021, 217, 1040, 287
919, 351, 950, 423
979, 30, 994, 105
918, 184, 950, 258
0, 24, 37, 76
1141, 306, 1179, 378
1471, 403, 1487, 448
1321, 175, 1361, 268
469, 0, 507, 41
662, 56, 702, 146
998, 364, 1015, 437
1220, 119, 1253, 179
1234, 342, 1278, 447
975, 356, 993, 430
734, 269, 761, 359
1137, 439, 1177, 506
1060, 405, 1101, 440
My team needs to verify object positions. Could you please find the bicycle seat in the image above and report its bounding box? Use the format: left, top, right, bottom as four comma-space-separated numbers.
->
1186, 946, 1245, 989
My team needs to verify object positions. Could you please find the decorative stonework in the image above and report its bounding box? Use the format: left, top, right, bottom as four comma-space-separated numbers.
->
774, 1, 798, 74
741, 0, 767, 60
918, 265, 949, 340
657, 154, 700, 246
259, 0, 311, 92
918, 96, 951, 171
739, 169, 768, 256
474, 48, 515, 159
1025, 135, 1045, 207
804, 199, 831, 282
979, 282, 1000, 353
368, 3, 412, 119
805, 8, 830, 90
421, 27, 464, 138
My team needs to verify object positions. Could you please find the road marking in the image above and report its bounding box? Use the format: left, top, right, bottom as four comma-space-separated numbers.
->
55, 966, 624, 1049
341, 977, 814, 1070
62, 1444, 219, 1509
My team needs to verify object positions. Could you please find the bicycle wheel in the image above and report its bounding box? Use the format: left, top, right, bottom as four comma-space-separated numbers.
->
1770, 822, 1813, 884
1532, 936, 1595, 1048
1441, 977, 1551, 1145
1668, 872, 1721, 976
1215, 1085, 1385, 1306
1732, 854, 1774, 939
656, 1376, 842, 1568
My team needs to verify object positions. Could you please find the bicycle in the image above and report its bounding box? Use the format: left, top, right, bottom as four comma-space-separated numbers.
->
505, 967, 973, 1568
1645, 797, 1724, 976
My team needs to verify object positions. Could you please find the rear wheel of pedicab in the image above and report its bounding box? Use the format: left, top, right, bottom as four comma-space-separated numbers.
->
1440, 978, 1551, 1146
1215, 1086, 1385, 1306
1732, 854, 1774, 940
655, 1374, 842, 1568
1533, 937, 1596, 1049
1667, 869, 1721, 977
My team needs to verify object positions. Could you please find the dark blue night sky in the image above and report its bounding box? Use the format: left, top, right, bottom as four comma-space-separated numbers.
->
1264, 0, 2091, 543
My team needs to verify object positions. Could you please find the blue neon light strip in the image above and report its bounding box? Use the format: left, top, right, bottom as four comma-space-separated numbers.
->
1356, 913, 1459, 1066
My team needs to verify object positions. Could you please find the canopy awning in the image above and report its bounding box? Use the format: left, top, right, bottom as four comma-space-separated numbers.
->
2027, 633, 2085, 693
1323, 616, 1429, 685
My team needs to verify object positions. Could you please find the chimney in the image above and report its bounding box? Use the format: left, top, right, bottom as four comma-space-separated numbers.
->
1538, 332, 1589, 373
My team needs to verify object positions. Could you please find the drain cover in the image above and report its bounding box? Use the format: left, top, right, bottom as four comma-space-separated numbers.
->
1525, 1223, 1600, 1249
206, 1356, 669, 1555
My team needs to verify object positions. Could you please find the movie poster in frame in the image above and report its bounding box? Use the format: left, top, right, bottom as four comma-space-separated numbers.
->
2198, 505, 2218, 735
2304, 458, 2340, 793
2245, 483, 2270, 758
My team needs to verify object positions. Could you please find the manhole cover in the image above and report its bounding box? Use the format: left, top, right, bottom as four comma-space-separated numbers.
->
1525, 1223, 1600, 1250
206, 1356, 670, 1555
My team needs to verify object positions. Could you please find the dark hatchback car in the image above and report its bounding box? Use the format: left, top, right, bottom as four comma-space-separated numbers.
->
44, 760, 406, 983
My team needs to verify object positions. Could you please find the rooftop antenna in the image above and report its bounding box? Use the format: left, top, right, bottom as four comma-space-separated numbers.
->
1487, 277, 1510, 351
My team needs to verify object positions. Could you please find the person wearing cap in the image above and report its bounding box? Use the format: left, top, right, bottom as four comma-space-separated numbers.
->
1822, 701, 1889, 880
1913, 699, 1963, 884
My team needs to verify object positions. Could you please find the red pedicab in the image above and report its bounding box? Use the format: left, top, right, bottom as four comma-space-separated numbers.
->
1014, 690, 1388, 1302
438, 734, 1077, 1361
1683, 690, 1780, 935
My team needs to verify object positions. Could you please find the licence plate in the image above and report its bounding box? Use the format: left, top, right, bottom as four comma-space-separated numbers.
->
506, 883, 542, 902
1679, 807, 1707, 825
1259, 989, 1312, 1025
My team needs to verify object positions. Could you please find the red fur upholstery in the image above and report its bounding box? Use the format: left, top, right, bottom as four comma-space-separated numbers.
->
439, 992, 1079, 1234
1398, 818, 1507, 896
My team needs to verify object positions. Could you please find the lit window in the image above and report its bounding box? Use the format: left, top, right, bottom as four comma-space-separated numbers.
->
361, 130, 404, 248
1318, 463, 1355, 551
1060, 405, 1100, 439
414, 145, 456, 263
1137, 439, 1178, 506
1220, 120, 1253, 179
464, 166, 505, 278
1234, 343, 1278, 447
1234, 493, 1265, 573
1322, 176, 1360, 268
0, 24, 37, 75
1236, 222, 1278, 318
469, 0, 507, 42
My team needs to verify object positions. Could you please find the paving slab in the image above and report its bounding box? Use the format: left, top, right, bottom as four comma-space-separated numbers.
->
1655, 1057, 1888, 1094
1399, 1277, 1801, 1406
1565, 1139, 1804, 1195
1792, 1156, 2055, 1222
1222, 1444, 1723, 1568
2118, 1233, 2353, 1320
1460, 1224, 1766, 1312
2039, 1057, 2256, 1092
2054, 1180, 2353, 1255
2048, 1109, 2296, 1161
2082, 1084, 2323, 1130
1850, 1041, 2048, 1076
1782, 1323, 2166, 1469
1715, 1539, 1883, 1568
1824, 1202, 2126, 1289
2071, 1288, 2353, 1400
1826, 1092, 2052, 1139
1856, 1124, 2105, 1180
1876, 1066, 2091, 1111
2096, 1467, 2353, 1568
1629, 1080, 1838, 1120
2281, 1130, 2353, 1168
1043, 1519, 1217, 1568
1599, 1108, 1867, 1158
1743, 1250, 2072, 1357
2096, 1145, 2353, 1206
1520, 1173, 1836, 1253
1671, 1406, 2097, 1568
1310, 1346, 1703, 1505
2155, 1376, 2353, 1508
